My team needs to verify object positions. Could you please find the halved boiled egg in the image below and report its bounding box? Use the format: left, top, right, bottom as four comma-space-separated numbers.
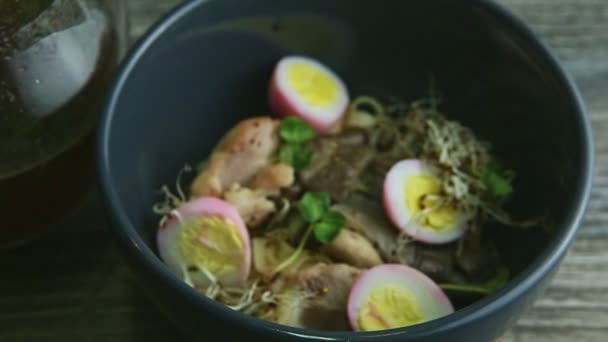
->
348, 264, 454, 331
269, 55, 349, 132
383, 159, 469, 244
157, 197, 251, 288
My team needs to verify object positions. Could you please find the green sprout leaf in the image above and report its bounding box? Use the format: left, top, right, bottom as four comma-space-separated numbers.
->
483, 267, 510, 293
297, 192, 331, 223
439, 266, 511, 295
274, 192, 342, 274
278, 117, 316, 170
279, 143, 313, 170
279, 117, 317, 143
482, 161, 514, 199
313, 210, 346, 243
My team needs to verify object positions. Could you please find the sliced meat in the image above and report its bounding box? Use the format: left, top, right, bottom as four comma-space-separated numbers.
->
409, 244, 460, 283
333, 194, 465, 283
455, 229, 500, 277
321, 229, 382, 268
190, 117, 280, 198
300, 129, 375, 201
224, 184, 275, 228
250, 163, 294, 195
274, 263, 363, 331
332, 194, 399, 260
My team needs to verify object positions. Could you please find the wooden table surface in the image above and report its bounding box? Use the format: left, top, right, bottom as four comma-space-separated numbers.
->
1, 1, 607, 341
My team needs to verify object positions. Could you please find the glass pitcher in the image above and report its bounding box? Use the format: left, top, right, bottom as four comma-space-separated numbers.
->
0, 0, 128, 248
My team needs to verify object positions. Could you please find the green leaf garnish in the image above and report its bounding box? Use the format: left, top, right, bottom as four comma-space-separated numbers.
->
439, 267, 511, 295
298, 192, 331, 223
313, 210, 346, 243
483, 267, 510, 293
482, 161, 514, 199
277, 117, 316, 170
279, 144, 313, 170
279, 117, 317, 143
321, 210, 346, 227
273, 192, 344, 274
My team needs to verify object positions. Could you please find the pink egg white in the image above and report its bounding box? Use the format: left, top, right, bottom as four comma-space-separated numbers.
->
157, 197, 251, 288
383, 159, 470, 244
347, 264, 454, 331
269, 55, 349, 132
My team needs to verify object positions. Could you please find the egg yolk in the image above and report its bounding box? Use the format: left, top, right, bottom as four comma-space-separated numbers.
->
405, 175, 457, 231
358, 284, 425, 331
287, 62, 338, 107
178, 216, 244, 276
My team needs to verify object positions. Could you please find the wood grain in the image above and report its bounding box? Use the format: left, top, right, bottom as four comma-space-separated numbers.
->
1, 1, 606, 341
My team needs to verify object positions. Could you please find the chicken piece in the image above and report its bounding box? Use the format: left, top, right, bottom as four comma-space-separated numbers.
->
222, 163, 294, 228
321, 229, 382, 268
224, 184, 275, 228
250, 163, 294, 195
273, 263, 363, 331
190, 117, 280, 197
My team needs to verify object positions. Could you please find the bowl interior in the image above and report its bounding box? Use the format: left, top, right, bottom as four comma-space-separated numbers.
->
100, 0, 588, 335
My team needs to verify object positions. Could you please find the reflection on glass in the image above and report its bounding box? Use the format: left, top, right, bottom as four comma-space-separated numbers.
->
0, 0, 128, 248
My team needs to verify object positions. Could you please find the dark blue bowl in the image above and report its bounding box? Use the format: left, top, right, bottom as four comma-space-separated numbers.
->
97, 0, 593, 340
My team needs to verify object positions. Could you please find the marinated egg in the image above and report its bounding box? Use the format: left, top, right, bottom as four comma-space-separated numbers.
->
269, 55, 349, 132
348, 264, 453, 331
157, 197, 251, 288
383, 159, 469, 244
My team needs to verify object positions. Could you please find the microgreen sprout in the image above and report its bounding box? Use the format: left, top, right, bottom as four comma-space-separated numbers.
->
279, 144, 313, 171
313, 210, 346, 243
280, 117, 317, 143
153, 164, 193, 227
351, 95, 386, 117
198, 273, 316, 319
278, 117, 316, 170
482, 161, 514, 200
298, 192, 331, 223
273, 192, 346, 274
439, 267, 510, 295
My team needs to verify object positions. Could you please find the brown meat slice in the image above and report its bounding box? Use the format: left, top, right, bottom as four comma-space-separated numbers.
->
409, 244, 461, 283
321, 229, 383, 268
332, 194, 399, 260
274, 263, 363, 331
455, 228, 500, 277
332, 195, 465, 282
190, 117, 280, 198
300, 129, 375, 201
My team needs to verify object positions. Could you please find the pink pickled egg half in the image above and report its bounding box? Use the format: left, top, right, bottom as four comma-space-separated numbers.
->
157, 197, 251, 288
347, 264, 454, 331
383, 159, 469, 244
269, 55, 349, 132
